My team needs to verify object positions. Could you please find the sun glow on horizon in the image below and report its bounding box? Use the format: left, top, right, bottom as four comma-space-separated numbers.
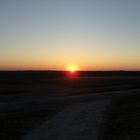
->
70, 67, 75, 72
67, 65, 78, 72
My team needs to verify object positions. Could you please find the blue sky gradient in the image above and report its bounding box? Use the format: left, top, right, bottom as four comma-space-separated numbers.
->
0, 0, 140, 70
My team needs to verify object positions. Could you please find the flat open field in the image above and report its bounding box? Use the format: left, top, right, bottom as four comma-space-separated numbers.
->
0, 71, 140, 96
0, 71, 140, 140
101, 95, 140, 140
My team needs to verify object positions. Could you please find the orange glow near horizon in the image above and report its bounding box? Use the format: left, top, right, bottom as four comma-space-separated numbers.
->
66, 65, 78, 78
70, 67, 75, 73
67, 65, 78, 72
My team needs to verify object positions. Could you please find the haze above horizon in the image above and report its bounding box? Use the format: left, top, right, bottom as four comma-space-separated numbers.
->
0, 0, 140, 71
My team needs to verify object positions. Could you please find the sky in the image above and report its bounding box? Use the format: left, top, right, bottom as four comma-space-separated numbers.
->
0, 0, 140, 70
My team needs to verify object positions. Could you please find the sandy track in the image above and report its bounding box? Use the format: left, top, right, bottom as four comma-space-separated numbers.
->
22, 99, 110, 140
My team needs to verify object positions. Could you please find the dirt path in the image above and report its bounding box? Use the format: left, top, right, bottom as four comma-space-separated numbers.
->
23, 99, 110, 140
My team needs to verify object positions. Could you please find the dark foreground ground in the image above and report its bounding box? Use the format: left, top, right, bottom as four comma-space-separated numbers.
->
99, 94, 140, 140
0, 71, 140, 140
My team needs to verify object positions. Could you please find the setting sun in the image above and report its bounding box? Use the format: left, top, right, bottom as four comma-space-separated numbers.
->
70, 67, 75, 72
67, 65, 78, 72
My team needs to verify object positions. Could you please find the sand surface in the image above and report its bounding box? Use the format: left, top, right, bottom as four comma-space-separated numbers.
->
22, 89, 140, 140
23, 100, 110, 140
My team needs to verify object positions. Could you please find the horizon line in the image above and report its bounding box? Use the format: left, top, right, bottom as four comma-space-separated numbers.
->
0, 70, 140, 72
